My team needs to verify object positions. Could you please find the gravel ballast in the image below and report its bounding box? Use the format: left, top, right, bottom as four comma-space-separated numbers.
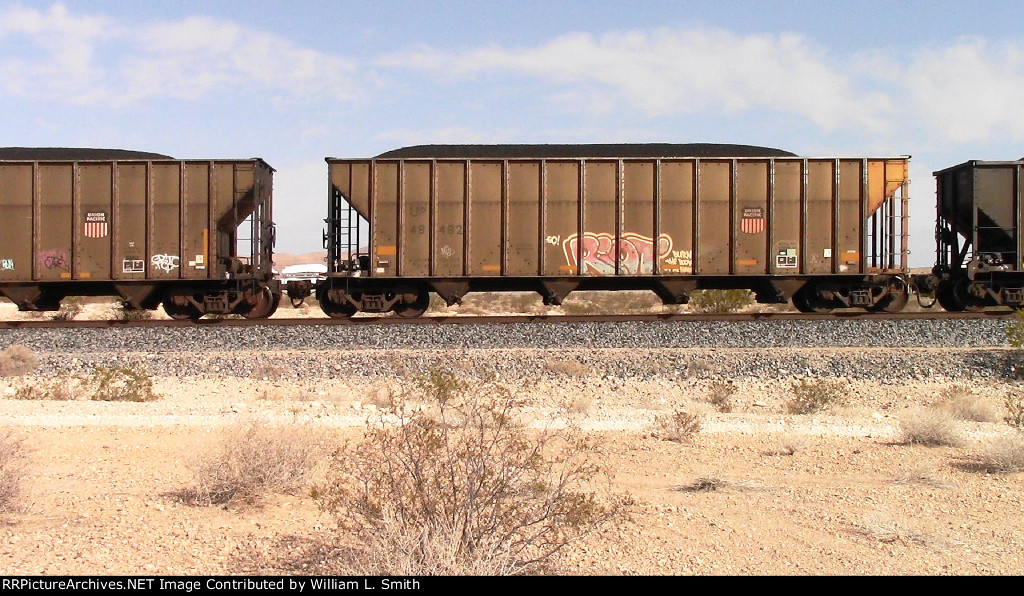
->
0, 318, 1018, 381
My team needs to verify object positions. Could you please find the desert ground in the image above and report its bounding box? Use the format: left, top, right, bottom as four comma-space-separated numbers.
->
0, 299, 1023, 576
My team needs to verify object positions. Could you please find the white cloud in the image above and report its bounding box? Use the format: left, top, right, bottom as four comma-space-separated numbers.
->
901, 39, 1024, 143
380, 28, 895, 132
0, 4, 358, 106
0, 3, 116, 102
120, 16, 357, 104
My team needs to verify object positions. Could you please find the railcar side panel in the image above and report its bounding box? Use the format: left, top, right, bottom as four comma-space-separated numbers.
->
37, 164, 73, 282
837, 160, 863, 274
771, 161, 801, 274
543, 161, 580, 276
583, 161, 616, 275
468, 161, 502, 276
435, 162, 465, 277
623, 161, 657, 274
696, 160, 730, 274
0, 164, 33, 281
805, 160, 833, 274
373, 162, 399, 277
401, 162, 430, 277
734, 161, 769, 275
149, 164, 180, 281
114, 163, 147, 281
658, 160, 694, 274
506, 161, 541, 276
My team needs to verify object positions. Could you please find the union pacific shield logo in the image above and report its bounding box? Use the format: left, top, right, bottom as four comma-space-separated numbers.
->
84, 211, 108, 238
741, 207, 765, 234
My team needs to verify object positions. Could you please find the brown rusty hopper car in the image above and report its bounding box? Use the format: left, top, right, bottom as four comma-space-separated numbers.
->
0, 148, 279, 319
316, 144, 910, 317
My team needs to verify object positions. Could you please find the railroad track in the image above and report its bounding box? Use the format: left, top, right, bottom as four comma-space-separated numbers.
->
0, 309, 1014, 330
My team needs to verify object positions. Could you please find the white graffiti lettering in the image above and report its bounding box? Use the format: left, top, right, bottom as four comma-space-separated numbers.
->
0, 259, 13, 270
151, 254, 180, 272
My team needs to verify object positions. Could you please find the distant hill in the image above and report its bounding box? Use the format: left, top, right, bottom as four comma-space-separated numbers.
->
272, 251, 327, 269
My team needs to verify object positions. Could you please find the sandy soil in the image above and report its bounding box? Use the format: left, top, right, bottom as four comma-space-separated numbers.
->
1, 367, 1022, 576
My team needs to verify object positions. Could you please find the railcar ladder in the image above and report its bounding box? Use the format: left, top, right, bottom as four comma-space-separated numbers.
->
325, 188, 367, 273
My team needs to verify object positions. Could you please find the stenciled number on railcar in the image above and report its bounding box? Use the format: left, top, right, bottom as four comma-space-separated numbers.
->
438, 224, 463, 235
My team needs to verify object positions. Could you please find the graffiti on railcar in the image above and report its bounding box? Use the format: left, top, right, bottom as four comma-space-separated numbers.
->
563, 232, 673, 275
37, 250, 68, 270
151, 254, 180, 273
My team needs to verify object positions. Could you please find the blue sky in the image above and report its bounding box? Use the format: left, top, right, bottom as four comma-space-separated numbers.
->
4, 0, 1024, 266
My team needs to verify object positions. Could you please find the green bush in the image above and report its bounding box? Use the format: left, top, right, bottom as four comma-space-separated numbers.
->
89, 365, 159, 402
688, 290, 754, 314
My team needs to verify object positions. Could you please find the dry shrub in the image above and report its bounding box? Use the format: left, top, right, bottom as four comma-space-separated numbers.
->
653, 408, 702, 442
252, 362, 287, 381
1005, 391, 1024, 430
899, 407, 962, 447
13, 379, 79, 401
785, 378, 846, 415
115, 301, 152, 321
973, 434, 1024, 473
543, 358, 592, 378
856, 511, 930, 546
938, 385, 999, 422
318, 370, 625, 575
188, 421, 325, 506
0, 429, 26, 512
707, 380, 736, 413
0, 345, 38, 377
768, 433, 808, 456
50, 299, 82, 322
688, 289, 754, 314
565, 395, 594, 416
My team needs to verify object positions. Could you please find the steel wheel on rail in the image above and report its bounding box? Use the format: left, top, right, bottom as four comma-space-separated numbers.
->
242, 286, 279, 319
162, 295, 203, 321
867, 279, 909, 313
791, 285, 832, 313
393, 290, 430, 318
320, 296, 357, 319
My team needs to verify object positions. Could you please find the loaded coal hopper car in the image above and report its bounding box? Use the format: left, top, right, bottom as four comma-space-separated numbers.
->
314, 144, 911, 317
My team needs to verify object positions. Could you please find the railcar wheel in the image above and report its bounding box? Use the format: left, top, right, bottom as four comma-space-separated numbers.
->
163, 298, 202, 321
320, 297, 357, 319
867, 282, 909, 313
394, 291, 430, 318
954, 279, 985, 312
935, 281, 962, 312
242, 286, 278, 319
792, 286, 832, 313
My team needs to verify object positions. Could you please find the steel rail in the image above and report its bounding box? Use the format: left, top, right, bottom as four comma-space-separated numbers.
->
0, 309, 1014, 330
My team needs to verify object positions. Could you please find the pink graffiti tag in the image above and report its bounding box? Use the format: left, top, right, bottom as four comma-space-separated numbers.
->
37, 250, 68, 270
563, 233, 672, 275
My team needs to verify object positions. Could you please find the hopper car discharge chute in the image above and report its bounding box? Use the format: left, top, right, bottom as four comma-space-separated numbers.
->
313, 144, 911, 317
